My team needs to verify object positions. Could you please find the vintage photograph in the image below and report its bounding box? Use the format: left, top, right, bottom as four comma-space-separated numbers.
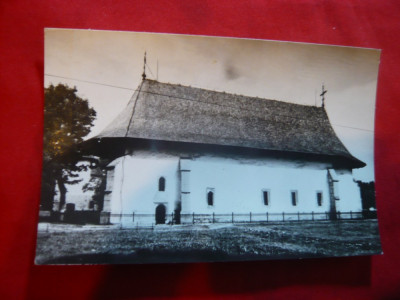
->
36, 29, 381, 264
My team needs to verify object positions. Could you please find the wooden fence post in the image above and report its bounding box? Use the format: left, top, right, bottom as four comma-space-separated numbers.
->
192, 212, 195, 224
232, 212, 234, 223
297, 212, 300, 221
250, 212, 252, 223
212, 212, 215, 223
312, 211, 314, 221
266, 212, 269, 223
338, 211, 341, 220
282, 212, 285, 222
132, 212, 135, 222
350, 211, 353, 220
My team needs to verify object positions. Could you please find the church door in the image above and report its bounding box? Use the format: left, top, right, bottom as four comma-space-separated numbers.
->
155, 204, 166, 224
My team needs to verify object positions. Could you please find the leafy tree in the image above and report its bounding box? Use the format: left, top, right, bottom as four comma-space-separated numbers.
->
40, 84, 96, 211
357, 181, 376, 210
82, 162, 107, 211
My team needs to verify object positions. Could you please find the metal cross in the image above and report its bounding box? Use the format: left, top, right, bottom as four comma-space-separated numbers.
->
142, 51, 147, 80
320, 84, 327, 108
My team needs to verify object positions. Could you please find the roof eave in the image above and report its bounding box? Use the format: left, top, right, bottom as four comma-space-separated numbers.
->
80, 137, 366, 170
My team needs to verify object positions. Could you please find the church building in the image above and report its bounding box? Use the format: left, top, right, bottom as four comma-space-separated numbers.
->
82, 76, 365, 226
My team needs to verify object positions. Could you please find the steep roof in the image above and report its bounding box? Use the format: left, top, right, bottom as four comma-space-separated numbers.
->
93, 79, 364, 168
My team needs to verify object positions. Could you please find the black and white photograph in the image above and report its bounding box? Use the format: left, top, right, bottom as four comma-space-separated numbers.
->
36, 29, 381, 264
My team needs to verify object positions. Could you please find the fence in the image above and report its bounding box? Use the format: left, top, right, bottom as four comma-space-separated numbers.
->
39, 210, 377, 227
103, 210, 374, 227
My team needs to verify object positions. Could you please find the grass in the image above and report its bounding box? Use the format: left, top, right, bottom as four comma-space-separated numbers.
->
35, 220, 381, 264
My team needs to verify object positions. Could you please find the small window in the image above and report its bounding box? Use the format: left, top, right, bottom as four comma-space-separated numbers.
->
262, 190, 269, 206
317, 192, 323, 206
158, 177, 165, 191
207, 188, 214, 206
291, 191, 298, 206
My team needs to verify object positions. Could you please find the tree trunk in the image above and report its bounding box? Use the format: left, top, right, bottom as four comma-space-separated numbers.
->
40, 173, 56, 211
56, 176, 67, 211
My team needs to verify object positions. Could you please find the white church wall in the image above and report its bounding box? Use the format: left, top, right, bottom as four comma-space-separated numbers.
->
108, 152, 180, 225
105, 151, 363, 225
187, 156, 333, 222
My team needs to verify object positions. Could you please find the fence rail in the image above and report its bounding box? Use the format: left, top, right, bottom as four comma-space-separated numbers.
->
106, 210, 374, 227
39, 210, 377, 227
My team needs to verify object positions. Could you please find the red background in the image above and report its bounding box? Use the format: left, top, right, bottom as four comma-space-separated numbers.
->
1, 1, 400, 299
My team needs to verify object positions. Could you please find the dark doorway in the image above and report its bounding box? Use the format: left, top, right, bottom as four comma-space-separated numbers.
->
155, 204, 166, 224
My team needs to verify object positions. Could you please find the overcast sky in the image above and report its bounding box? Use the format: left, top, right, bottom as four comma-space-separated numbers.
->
44, 29, 380, 182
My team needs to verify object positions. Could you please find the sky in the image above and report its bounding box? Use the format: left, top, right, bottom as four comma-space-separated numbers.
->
44, 29, 380, 182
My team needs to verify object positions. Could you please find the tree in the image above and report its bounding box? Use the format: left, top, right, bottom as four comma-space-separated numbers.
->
40, 84, 96, 211
357, 181, 376, 210
82, 161, 107, 211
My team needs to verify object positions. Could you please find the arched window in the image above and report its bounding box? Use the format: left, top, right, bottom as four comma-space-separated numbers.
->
291, 191, 298, 206
207, 191, 214, 206
158, 177, 165, 191
262, 190, 269, 206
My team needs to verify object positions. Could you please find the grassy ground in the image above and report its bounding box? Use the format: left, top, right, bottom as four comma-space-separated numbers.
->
35, 220, 381, 264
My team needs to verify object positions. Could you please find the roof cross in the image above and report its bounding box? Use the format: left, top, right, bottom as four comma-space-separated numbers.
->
320, 84, 327, 108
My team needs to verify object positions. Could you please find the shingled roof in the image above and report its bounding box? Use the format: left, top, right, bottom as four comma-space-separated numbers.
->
93, 79, 364, 168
